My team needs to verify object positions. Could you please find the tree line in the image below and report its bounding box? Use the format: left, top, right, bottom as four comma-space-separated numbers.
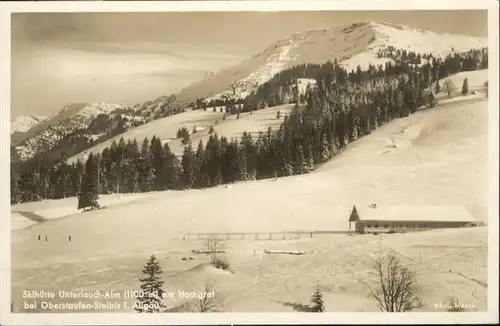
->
11, 47, 488, 205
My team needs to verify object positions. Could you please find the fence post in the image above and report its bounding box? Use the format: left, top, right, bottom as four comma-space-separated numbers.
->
310, 232, 312, 238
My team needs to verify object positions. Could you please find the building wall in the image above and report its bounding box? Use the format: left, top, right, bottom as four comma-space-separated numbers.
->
355, 220, 473, 234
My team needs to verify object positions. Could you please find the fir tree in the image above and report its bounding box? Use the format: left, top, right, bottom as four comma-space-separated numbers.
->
209, 125, 215, 134
310, 286, 325, 312
428, 91, 437, 108
435, 79, 441, 94
77, 153, 100, 211
461, 77, 469, 95
181, 142, 195, 189
135, 255, 166, 313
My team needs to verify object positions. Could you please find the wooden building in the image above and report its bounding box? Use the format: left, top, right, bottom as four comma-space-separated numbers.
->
349, 205, 482, 234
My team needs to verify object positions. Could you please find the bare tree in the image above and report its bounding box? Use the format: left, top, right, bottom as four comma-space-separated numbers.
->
364, 249, 423, 312
206, 235, 223, 262
442, 79, 457, 97
206, 235, 230, 270
195, 279, 226, 312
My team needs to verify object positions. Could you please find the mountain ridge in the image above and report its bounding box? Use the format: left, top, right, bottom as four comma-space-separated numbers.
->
10, 115, 47, 134
178, 20, 487, 103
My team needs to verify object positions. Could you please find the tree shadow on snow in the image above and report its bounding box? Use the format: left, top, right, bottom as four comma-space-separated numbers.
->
277, 300, 313, 312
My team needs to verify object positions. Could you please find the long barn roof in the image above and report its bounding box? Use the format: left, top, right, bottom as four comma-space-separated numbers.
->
353, 205, 476, 223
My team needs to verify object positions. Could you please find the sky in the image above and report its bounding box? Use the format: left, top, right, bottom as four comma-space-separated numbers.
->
11, 10, 488, 119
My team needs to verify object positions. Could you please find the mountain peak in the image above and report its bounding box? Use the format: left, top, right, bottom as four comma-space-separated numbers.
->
11, 115, 47, 134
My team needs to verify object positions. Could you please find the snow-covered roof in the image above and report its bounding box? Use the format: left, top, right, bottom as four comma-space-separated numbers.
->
350, 205, 476, 223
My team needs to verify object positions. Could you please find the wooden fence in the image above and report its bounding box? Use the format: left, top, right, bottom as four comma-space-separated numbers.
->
182, 230, 348, 241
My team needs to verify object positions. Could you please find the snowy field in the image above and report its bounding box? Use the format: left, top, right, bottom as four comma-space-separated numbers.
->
11, 192, 167, 230
11, 66, 490, 312
67, 104, 294, 164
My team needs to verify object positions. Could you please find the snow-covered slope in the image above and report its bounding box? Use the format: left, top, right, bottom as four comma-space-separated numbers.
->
10, 115, 47, 134
179, 21, 487, 103
341, 21, 487, 71
66, 104, 294, 165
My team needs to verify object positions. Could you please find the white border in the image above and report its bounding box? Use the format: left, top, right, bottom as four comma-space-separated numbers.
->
1, 1, 498, 325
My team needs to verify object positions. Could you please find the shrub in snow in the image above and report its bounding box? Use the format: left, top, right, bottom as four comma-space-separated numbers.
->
212, 256, 230, 271
446, 296, 466, 312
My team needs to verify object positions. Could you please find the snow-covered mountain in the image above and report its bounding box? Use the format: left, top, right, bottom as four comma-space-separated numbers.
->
10, 115, 47, 134
12, 21, 487, 163
177, 21, 487, 103
13, 101, 145, 161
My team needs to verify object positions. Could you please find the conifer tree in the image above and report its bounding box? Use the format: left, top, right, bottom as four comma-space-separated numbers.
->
194, 140, 205, 188
435, 79, 441, 94
135, 255, 165, 313
461, 77, 469, 95
181, 142, 195, 189
428, 91, 437, 108
310, 286, 325, 312
10, 174, 21, 205
77, 153, 100, 211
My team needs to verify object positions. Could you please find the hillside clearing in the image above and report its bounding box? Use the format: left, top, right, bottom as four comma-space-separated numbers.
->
67, 105, 294, 164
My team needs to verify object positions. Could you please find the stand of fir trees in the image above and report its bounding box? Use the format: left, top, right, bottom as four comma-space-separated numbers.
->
11, 47, 488, 204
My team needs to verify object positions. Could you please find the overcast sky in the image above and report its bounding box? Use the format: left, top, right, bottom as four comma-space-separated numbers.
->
11, 11, 488, 118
